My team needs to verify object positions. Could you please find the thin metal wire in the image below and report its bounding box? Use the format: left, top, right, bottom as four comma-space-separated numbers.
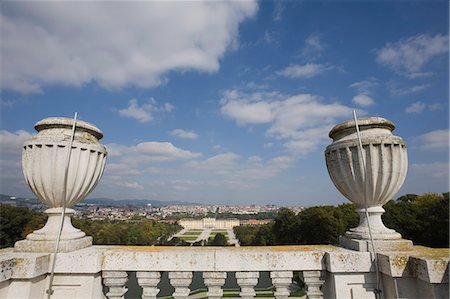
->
353, 110, 382, 299
46, 112, 78, 298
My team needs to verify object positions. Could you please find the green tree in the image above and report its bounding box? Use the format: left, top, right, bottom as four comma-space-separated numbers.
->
297, 206, 343, 244
273, 208, 299, 244
0, 205, 46, 248
234, 225, 260, 245
383, 192, 449, 247
396, 193, 418, 203
252, 222, 276, 245
209, 233, 228, 246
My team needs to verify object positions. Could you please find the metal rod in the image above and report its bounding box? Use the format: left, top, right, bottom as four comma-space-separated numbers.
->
353, 110, 382, 298
46, 112, 78, 298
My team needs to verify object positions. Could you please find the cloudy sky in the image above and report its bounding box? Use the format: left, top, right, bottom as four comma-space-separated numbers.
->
1, 0, 448, 206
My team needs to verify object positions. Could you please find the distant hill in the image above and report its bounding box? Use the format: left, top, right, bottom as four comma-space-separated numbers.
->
0, 194, 200, 207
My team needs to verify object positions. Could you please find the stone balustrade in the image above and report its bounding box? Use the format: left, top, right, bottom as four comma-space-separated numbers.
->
0, 245, 448, 299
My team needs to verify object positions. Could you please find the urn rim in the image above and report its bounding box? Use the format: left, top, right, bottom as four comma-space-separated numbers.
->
329, 117, 395, 141
35, 117, 103, 140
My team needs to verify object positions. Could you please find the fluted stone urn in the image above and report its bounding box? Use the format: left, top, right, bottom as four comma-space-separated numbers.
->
325, 117, 413, 251
15, 117, 107, 252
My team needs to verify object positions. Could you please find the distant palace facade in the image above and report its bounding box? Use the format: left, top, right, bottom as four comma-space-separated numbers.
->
179, 218, 240, 229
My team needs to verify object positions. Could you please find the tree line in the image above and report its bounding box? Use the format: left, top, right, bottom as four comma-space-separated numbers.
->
235, 192, 449, 248
0, 206, 181, 248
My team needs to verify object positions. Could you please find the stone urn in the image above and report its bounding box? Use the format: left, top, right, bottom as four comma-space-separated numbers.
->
325, 117, 412, 251
15, 117, 107, 252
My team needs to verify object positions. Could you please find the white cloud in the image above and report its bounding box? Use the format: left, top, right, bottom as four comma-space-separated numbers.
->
105, 143, 131, 157
305, 34, 324, 52
1, 1, 258, 94
376, 33, 448, 77
405, 102, 426, 114
221, 99, 274, 124
390, 84, 431, 96
352, 94, 375, 107
278, 63, 332, 78
118, 98, 173, 123
135, 142, 201, 161
106, 163, 141, 176
349, 78, 377, 107
164, 103, 174, 113
411, 162, 449, 179
283, 126, 331, 154
220, 89, 355, 155
102, 175, 144, 190
118, 99, 152, 123
428, 103, 442, 111
106, 141, 201, 163
186, 152, 294, 181
0, 130, 34, 155
171, 129, 199, 140
273, 2, 284, 21
119, 181, 144, 190
0, 99, 15, 108
186, 152, 241, 174
301, 34, 326, 59
350, 78, 378, 94
405, 101, 444, 114
414, 129, 449, 151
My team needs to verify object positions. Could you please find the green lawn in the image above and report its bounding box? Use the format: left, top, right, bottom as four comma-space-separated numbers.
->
183, 231, 202, 236
179, 235, 198, 241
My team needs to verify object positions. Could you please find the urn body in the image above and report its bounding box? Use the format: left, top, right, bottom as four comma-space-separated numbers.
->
22, 117, 107, 209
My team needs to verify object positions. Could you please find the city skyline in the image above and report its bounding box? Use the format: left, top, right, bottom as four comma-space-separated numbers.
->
0, 0, 448, 206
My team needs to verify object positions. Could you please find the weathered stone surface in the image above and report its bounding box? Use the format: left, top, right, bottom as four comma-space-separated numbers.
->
339, 235, 413, 252
14, 236, 92, 253
0, 245, 449, 299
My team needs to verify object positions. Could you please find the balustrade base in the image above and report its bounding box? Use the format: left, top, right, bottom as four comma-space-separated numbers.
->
14, 236, 92, 253
339, 235, 413, 252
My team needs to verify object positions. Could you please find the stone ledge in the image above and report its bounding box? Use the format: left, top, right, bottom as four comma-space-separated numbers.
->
378, 246, 450, 283
0, 251, 50, 280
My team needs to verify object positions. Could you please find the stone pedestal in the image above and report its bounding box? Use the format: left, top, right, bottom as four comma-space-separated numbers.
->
339, 236, 413, 252
14, 208, 92, 253
339, 206, 413, 252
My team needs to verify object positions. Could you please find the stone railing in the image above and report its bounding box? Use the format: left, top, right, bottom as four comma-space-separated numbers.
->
1, 244, 448, 299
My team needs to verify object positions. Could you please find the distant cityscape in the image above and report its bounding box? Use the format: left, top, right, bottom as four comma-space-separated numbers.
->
0, 194, 304, 222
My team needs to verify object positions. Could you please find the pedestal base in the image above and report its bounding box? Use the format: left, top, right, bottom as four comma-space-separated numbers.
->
340, 235, 413, 252
14, 236, 92, 253
13, 208, 92, 253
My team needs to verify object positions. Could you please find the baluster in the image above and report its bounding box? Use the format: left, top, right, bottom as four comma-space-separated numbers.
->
203, 271, 227, 299
302, 270, 325, 299
136, 271, 161, 299
169, 271, 193, 299
103, 271, 128, 299
236, 271, 259, 299
271, 271, 293, 299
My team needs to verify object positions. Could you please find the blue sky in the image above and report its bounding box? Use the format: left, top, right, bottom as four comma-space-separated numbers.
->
1, 0, 448, 206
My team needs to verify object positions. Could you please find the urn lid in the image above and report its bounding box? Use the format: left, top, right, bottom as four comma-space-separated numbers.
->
329, 117, 395, 141
35, 117, 104, 140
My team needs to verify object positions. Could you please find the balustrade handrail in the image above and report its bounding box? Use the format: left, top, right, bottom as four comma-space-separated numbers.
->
1, 244, 448, 299
101, 245, 336, 272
